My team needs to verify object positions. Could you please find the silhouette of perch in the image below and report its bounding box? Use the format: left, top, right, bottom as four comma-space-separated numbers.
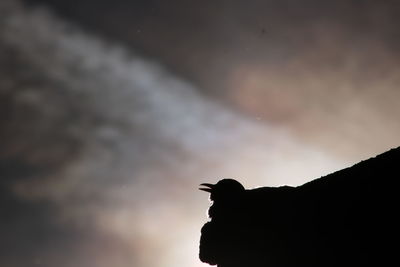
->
199, 147, 399, 267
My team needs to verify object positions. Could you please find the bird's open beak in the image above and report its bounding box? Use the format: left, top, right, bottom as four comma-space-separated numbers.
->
199, 183, 214, 192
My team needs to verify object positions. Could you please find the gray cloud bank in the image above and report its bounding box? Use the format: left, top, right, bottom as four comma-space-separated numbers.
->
22, 0, 400, 160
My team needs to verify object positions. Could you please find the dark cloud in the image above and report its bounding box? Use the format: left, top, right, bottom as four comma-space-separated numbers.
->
20, 0, 400, 158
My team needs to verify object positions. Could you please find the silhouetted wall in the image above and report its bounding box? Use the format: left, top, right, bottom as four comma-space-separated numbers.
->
200, 147, 399, 267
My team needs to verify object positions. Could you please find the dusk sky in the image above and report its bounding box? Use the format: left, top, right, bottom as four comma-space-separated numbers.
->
1, 0, 400, 266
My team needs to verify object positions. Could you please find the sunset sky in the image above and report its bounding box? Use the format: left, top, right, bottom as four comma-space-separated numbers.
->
1, 1, 400, 266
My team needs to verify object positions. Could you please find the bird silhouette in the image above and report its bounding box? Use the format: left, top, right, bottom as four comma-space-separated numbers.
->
199, 179, 246, 221
199, 179, 296, 266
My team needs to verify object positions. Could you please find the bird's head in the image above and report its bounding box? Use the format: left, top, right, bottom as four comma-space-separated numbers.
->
199, 179, 245, 201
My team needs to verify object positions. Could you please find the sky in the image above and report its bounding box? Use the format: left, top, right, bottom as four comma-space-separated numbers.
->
1, 0, 400, 267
